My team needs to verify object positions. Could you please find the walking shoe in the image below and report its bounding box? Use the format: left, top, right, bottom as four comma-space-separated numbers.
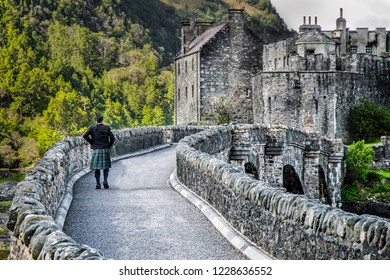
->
96, 185, 101, 189
103, 182, 109, 189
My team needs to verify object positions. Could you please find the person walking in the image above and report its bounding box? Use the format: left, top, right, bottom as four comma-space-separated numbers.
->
83, 115, 115, 189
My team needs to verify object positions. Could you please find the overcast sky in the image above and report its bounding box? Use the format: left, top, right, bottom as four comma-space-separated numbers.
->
271, 0, 390, 31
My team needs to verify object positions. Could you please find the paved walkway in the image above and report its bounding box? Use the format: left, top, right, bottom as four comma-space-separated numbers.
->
63, 146, 245, 260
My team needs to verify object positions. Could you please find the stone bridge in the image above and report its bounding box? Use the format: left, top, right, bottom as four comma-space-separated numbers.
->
6, 125, 390, 260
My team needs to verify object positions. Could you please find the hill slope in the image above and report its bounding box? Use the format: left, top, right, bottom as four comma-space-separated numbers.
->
0, 0, 293, 168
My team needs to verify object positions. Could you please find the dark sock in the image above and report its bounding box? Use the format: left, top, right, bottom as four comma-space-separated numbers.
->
103, 169, 109, 183
95, 170, 101, 186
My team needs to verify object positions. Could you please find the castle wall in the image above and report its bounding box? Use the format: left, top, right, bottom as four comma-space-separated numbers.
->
175, 53, 200, 124
199, 14, 263, 124
252, 69, 390, 142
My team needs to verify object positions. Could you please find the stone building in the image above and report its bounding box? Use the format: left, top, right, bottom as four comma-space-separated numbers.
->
254, 8, 390, 141
174, 9, 263, 124
175, 8, 390, 141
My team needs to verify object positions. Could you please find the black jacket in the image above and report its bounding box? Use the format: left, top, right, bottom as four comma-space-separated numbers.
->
83, 124, 115, 149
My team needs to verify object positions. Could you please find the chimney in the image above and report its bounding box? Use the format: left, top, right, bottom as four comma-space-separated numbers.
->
315, 16, 318, 25
340, 8, 343, 18
309, 16, 311, 25
181, 21, 191, 54
195, 21, 214, 36
303, 16, 306, 25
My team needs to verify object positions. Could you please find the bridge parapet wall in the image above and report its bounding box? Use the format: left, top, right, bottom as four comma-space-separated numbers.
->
176, 124, 390, 259
6, 125, 205, 260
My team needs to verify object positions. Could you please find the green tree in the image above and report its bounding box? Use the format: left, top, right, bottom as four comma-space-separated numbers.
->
347, 100, 390, 143
44, 90, 90, 137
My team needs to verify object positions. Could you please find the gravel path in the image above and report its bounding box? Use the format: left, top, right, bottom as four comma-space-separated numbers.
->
63, 146, 244, 260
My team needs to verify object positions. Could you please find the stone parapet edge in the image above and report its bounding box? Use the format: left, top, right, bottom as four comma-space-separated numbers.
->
169, 169, 275, 260
55, 144, 172, 229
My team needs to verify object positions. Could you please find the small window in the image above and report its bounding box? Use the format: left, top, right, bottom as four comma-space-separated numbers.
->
185, 61, 188, 73
268, 96, 272, 113
178, 63, 181, 75
350, 46, 357, 53
366, 46, 373, 54
306, 49, 315, 54
192, 85, 194, 97
185, 87, 188, 99
294, 80, 301, 89
192, 58, 194, 71
178, 89, 180, 101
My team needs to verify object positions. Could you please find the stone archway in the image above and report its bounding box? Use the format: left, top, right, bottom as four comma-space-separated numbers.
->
244, 162, 259, 179
319, 166, 331, 205
283, 165, 304, 195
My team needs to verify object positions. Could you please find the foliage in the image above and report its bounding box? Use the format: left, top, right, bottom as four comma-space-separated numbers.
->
0, 0, 291, 168
347, 100, 390, 143
214, 96, 233, 124
345, 140, 374, 184
245, 0, 295, 42
342, 141, 390, 204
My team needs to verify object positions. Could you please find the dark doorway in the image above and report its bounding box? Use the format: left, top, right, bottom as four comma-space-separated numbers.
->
319, 166, 331, 205
283, 165, 304, 194
245, 162, 259, 180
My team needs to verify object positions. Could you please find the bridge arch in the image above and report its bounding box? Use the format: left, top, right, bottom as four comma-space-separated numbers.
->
283, 164, 304, 195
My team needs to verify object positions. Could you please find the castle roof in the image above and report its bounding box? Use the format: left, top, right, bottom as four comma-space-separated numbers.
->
296, 30, 335, 44
176, 23, 227, 57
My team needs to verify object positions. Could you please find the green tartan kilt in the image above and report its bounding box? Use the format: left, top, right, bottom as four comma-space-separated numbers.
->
90, 148, 112, 170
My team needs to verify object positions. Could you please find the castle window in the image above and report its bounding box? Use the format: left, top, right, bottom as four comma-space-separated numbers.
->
178, 89, 180, 101
306, 49, 315, 55
350, 46, 357, 53
192, 85, 194, 97
185, 87, 188, 99
268, 96, 272, 113
294, 80, 301, 89
366, 46, 373, 54
178, 63, 181, 75
185, 61, 188, 73
192, 58, 194, 71
274, 59, 277, 69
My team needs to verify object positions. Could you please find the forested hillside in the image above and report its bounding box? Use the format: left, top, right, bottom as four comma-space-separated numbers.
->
0, 0, 292, 168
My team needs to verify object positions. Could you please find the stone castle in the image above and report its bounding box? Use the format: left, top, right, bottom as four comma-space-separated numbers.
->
174, 8, 390, 141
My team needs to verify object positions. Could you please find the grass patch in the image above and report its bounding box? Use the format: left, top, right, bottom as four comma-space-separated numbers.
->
342, 170, 390, 203
373, 170, 390, 179
0, 201, 12, 214
0, 201, 12, 208
0, 173, 25, 184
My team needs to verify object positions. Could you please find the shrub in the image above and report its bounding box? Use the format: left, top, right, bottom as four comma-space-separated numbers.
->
345, 140, 374, 185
